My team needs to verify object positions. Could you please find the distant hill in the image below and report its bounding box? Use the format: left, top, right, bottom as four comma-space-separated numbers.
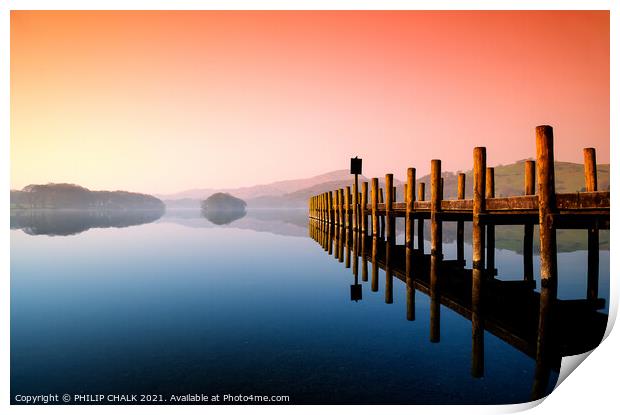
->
418, 160, 610, 200
159, 169, 360, 201
11, 183, 165, 210
160, 160, 609, 209
161, 170, 403, 209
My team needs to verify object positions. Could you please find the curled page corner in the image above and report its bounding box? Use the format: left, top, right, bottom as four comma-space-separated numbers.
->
555, 350, 594, 389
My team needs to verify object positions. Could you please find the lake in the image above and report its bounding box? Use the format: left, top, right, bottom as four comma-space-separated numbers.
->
10, 209, 609, 404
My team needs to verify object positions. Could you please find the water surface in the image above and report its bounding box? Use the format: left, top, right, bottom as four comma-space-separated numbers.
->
11, 209, 609, 404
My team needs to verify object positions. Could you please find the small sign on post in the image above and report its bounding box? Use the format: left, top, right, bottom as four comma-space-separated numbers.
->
350, 157, 362, 175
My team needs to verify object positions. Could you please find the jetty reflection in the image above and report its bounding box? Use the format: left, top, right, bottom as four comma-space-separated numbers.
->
309, 219, 607, 399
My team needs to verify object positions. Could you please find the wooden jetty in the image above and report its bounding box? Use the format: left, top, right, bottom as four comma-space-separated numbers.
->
307, 125, 609, 400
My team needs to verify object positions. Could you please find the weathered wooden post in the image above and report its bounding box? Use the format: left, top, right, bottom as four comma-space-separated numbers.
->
338, 189, 344, 227
584, 147, 599, 301
524, 160, 535, 281
385, 174, 394, 242
383, 174, 395, 304
473, 147, 486, 274
328, 191, 334, 224
327, 192, 331, 222
457, 173, 466, 266
361, 182, 368, 235
406, 168, 416, 249
344, 186, 351, 228
430, 160, 442, 343
405, 168, 417, 322
371, 178, 379, 237
536, 125, 558, 291
379, 188, 385, 239
486, 167, 496, 277
417, 182, 425, 252
471, 147, 486, 370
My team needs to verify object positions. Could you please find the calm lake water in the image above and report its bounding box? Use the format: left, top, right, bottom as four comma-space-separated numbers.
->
10, 209, 609, 404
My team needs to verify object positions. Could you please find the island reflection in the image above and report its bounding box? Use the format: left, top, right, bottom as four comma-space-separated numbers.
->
10, 209, 165, 236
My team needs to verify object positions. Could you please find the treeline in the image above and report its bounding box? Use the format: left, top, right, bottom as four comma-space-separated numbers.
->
11, 183, 165, 210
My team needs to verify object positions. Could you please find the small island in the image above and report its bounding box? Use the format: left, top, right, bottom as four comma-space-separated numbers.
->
201, 192, 247, 225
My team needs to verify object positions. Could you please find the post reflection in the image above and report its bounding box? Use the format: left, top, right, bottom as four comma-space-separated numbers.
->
307, 218, 606, 397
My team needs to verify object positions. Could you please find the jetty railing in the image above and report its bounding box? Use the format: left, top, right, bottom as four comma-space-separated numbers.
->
308, 125, 609, 293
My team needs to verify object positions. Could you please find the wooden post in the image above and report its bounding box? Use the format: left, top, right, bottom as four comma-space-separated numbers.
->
584, 148, 599, 301
486, 167, 495, 277
584, 148, 598, 191
384, 174, 395, 304
345, 186, 351, 229
403, 184, 409, 232
406, 168, 416, 249
473, 147, 486, 274
524, 160, 535, 282
361, 182, 368, 235
379, 188, 385, 239
340, 189, 347, 226
371, 178, 379, 237
385, 174, 394, 242
536, 125, 557, 290
405, 169, 416, 321
471, 147, 486, 368
457, 173, 465, 266
429, 160, 442, 343
353, 174, 359, 231
417, 182, 425, 252
328, 191, 334, 224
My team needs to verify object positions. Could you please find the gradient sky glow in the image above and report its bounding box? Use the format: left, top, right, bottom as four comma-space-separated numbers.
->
11, 10, 609, 194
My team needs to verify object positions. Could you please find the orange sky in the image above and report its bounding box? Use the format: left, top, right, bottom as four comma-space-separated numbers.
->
10, 11, 609, 194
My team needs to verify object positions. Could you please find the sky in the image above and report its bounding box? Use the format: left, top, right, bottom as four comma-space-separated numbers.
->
10, 10, 609, 194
